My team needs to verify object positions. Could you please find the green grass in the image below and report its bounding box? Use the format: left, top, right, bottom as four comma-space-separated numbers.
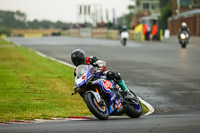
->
0, 38, 149, 121
0, 38, 13, 45
141, 101, 149, 115
0, 41, 90, 121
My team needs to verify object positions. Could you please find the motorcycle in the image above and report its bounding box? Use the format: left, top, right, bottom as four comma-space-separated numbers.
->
179, 31, 189, 48
72, 64, 142, 120
120, 31, 129, 46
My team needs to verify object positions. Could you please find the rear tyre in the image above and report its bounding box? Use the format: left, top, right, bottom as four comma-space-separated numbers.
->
125, 91, 142, 118
84, 92, 109, 120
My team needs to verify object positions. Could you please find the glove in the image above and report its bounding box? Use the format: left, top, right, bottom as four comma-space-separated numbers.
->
89, 56, 98, 66
95, 60, 106, 67
95, 60, 106, 73
96, 65, 106, 73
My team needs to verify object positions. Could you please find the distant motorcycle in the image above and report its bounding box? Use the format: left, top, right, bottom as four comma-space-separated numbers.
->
179, 31, 189, 48
120, 31, 129, 46
72, 65, 142, 120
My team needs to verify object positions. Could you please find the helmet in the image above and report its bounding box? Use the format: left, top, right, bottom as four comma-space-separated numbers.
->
122, 25, 127, 30
181, 22, 187, 27
71, 49, 86, 66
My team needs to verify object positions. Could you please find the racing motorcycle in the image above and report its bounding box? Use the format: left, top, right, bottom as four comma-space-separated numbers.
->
120, 31, 129, 46
72, 64, 142, 120
179, 31, 189, 48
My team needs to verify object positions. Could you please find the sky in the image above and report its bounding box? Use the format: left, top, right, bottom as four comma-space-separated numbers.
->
0, 0, 135, 23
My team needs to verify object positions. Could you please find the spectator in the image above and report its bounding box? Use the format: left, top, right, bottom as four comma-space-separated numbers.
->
151, 20, 157, 40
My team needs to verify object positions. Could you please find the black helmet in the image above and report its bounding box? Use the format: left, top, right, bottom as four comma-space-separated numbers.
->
71, 49, 86, 66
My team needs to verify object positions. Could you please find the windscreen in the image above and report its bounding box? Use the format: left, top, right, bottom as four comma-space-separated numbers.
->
75, 65, 88, 79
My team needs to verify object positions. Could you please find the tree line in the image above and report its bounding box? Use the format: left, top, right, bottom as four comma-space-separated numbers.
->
0, 10, 70, 35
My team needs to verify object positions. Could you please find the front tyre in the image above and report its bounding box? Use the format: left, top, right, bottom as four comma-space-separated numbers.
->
84, 92, 109, 120
123, 38, 127, 46
181, 42, 187, 48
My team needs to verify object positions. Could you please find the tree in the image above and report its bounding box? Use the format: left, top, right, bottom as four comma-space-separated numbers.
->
0, 10, 26, 29
160, 0, 171, 8
118, 12, 134, 29
118, 0, 136, 29
0, 10, 70, 35
15, 10, 27, 22
159, 0, 172, 29
0, 26, 11, 36
128, 5, 135, 13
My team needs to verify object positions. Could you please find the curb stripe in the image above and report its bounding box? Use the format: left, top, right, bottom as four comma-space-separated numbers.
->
68, 116, 93, 120
0, 122, 11, 124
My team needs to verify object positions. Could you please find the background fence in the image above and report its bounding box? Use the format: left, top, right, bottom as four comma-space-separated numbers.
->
11, 28, 163, 41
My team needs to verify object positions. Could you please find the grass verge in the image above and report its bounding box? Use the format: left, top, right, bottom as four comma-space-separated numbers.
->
0, 38, 148, 121
0, 39, 90, 121
0, 38, 13, 45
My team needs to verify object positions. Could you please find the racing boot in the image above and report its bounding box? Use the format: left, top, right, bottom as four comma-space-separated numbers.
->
117, 80, 134, 101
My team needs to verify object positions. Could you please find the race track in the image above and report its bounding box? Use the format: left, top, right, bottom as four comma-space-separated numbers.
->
1, 36, 200, 133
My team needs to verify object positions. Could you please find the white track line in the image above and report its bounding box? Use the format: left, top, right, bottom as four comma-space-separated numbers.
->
35, 51, 75, 68
138, 97, 154, 115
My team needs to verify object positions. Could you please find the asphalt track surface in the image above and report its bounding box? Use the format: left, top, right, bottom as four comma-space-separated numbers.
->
1, 36, 200, 133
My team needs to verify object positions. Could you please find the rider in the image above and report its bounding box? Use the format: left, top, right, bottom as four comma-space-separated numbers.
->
119, 25, 128, 35
178, 22, 190, 42
71, 49, 133, 100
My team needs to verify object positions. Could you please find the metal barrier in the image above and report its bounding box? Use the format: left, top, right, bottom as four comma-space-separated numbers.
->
107, 30, 119, 39
92, 28, 107, 38
68, 29, 79, 37
132, 32, 144, 41
79, 28, 92, 37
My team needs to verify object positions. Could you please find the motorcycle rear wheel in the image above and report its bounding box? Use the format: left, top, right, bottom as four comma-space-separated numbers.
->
125, 91, 142, 118
84, 92, 109, 120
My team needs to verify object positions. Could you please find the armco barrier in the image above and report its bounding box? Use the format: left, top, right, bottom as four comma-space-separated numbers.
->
11, 29, 61, 37
61, 30, 69, 36
128, 30, 134, 40
24, 33, 43, 38
11, 28, 162, 41
68, 29, 79, 37
66, 28, 145, 42
133, 31, 144, 41
107, 30, 119, 39
79, 28, 92, 37
92, 28, 107, 38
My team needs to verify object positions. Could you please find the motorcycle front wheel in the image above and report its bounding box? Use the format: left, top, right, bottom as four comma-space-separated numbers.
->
84, 92, 109, 120
122, 38, 127, 46
181, 42, 187, 48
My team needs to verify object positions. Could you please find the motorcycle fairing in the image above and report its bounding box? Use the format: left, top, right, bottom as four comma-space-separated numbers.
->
110, 97, 122, 114
74, 65, 124, 115
93, 79, 122, 114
